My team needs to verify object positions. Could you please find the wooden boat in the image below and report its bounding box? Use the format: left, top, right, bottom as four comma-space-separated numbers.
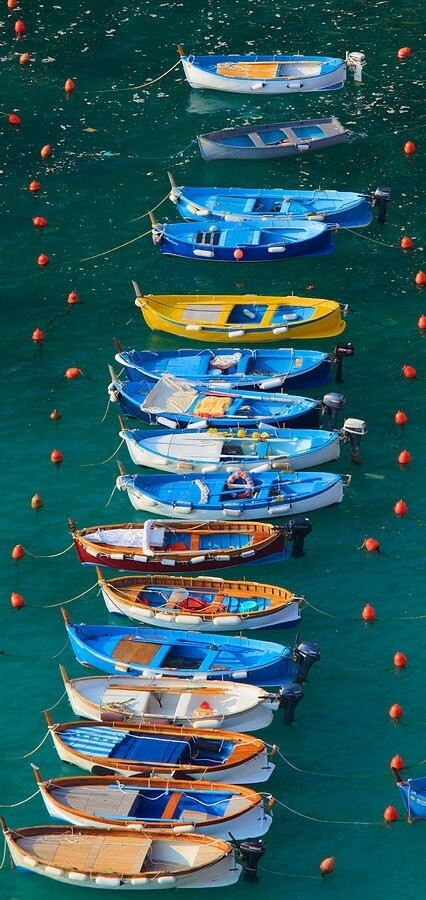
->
44, 710, 276, 783
68, 517, 295, 573
177, 46, 348, 94
108, 371, 322, 429
119, 423, 341, 474
115, 345, 333, 391
115, 464, 345, 520
168, 174, 373, 228
59, 664, 279, 731
198, 116, 347, 161
150, 214, 335, 262
61, 608, 319, 687
1, 817, 241, 889
96, 568, 303, 632
132, 286, 347, 343
393, 769, 426, 821
32, 766, 273, 838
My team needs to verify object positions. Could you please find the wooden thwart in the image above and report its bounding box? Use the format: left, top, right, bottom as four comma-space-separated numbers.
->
112, 638, 161, 665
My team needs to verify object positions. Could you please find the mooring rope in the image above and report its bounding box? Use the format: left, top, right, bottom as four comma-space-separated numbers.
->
23, 542, 74, 560
45, 690, 67, 711
86, 59, 182, 95
130, 189, 173, 222
81, 439, 124, 467
0, 790, 39, 809
42, 583, 96, 609
80, 227, 152, 262
271, 796, 383, 826
0, 730, 49, 761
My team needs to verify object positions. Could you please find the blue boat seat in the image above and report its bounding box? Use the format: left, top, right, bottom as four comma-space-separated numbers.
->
109, 735, 192, 764
251, 230, 262, 245
243, 198, 257, 213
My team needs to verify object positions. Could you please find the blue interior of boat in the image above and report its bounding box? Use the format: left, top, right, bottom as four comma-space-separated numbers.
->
292, 124, 325, 139
135, 588, 267, 613
60, 726, 235, 767
227, 304, 267, 324
127, 788, 232, 820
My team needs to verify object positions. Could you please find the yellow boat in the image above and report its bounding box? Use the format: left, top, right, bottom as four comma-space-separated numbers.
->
132, 281, 346, 344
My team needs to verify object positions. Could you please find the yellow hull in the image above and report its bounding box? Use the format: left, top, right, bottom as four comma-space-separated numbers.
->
135, 292, 346, 343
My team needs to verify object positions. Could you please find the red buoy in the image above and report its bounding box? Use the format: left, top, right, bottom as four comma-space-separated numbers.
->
233, 248, 244, 260
50, 449, 63, 464
418, 314, 426, 330
10, 592, 25, 609
32, 216, 48, 229
362, 603, 376, 621
394, 499, 408, 516
389, 703, 403, 720
7, 0, 19, 8
394, 410, 408, 426
394, 651, 408, 668
65, 367, 82, 380
384, 805, 398, 822
37, 253, 49, 267
320, 857, 335, 877
40, 144, 52, 159
390, 755, 405, 770
19, 52, 30, 66
11, 544, 25, 560
32, 327, 44, 343
402, 364, 416, 379
397, 450, 411, 465
404, 141, 416, 155
14, 19, 26, 37
67, 290, 80, 305
31, 493, 43, 509
64, 77, 76, 95
50, 409, 62, 420
363, 537, 380, 553
415, 271, 426, 286
397, 46, 411, 58
28, 180, 40, 192
8, 113, 21, 126
400, 236, 413, 250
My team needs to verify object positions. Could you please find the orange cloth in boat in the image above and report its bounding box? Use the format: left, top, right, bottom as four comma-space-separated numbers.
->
195, 396, 232, 418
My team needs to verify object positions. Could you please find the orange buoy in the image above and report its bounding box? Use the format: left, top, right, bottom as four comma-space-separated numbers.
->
11, 544, 25, 560
64, 77, 76, 95
394, 410, 408, 426
233, 248, 244, 260
10, 592, 25, 609
402, 364, 416, 379
398, 450, 411, 465
394, 651, 407, 668
28, 179, 41, 193
32, 327, 44, 343
14, 19, 26, 37
8, 113, 21, 126
50, 409, 62, 420
363, 537, 380, 553
65, 366, 82, 380
415, 271, 426, 286
394, 499, 408, 516
362, 603, 376, 621
400, 236, 413, 250
19, 52, 30, 66
397, 46, 411, 58
320, 857, 335, 877
67, 290, 80, 305
50, 449, 63, 464
37, 253, 49, 267
384, 805, 398, 822
32, 216, 48, 229
390, 755, 405, 770
404, 141, 416, 155
31, 493, 43, 509
418, 314, 426, 330
389, 703, 403, 720
7, 0, 19, 8
40, 144, 52, 159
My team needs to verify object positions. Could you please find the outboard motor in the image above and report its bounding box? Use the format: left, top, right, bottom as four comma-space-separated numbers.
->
371, 186, 391, 224
288, 517, 312, 557
342, 417, 368, 463
276, 682, 304, 724
293, 640, 321, 683
229, 834, 266, 882
321, 392, 346, 430
346, 50, 367, 83
333, 342, 355, 384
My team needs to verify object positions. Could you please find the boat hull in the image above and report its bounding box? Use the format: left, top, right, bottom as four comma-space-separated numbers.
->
181, 55, 346, 94
198, 117, 347, 160
154, 224, 335, 262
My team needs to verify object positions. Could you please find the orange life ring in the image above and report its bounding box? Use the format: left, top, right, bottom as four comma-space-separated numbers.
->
226, 470, 254, 499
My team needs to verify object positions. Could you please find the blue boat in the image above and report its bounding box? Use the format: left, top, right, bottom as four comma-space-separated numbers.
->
116, 464, 345, 520
115, 345, 333, 391
394, 770, 426, 821
107, 371, 322, 429
150, 213, 335, 263
168, 176, 374, 229
61, 609, 320, 687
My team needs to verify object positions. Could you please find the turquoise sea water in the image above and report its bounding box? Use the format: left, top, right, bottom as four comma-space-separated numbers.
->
1, 1, 425, 898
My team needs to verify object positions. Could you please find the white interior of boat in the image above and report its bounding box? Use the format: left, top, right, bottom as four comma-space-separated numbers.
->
141, 376, 198, 414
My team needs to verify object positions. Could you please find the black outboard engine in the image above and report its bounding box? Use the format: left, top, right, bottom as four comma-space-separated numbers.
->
371, 186, 391, 224
293, 640, 321, 683
229, 834, 266, 882
276, 682, 304, 724
341, 417, 368, 462
333, 342, 355, 384
288, 517, 312, 557
321, 392, 346, 430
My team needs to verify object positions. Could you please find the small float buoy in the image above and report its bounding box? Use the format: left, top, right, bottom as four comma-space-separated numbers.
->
10, 592, 25, 609
67, 290, 80, 305
362, 603, 376, 621
394, 410, 408, 426
418, 314, 426, 330
14, 19, 26, 38
50, 449, 63, 464
390, 755, 405, 770
19, 52, 30, 66
32, 216, 48, 229
11, 544, 25, 560
394, 499, 408, 516
394, 651, 407, 668
32, 327, 44, 343
37, 253, 49, 267
363, 537, 380, 553
64, 77, 76, 96
8, 113, 21, 126
7, 0, 19, 8
28, 179, 40, 192
384, 805, 398, 822
415, 270, 426, 286
320, 857, 335, 877
397, 450, 411, 465
389, 703, 403, 720
40, 144, 52, 159
50, 409, 61, 420
400, 236, 413, 249
65, 366, 82, 380
403, 141, 416, 155
397, 46, 411, 58
31, 493, 43, 510
402, 364, 416, 379
233, 248, 244, 260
